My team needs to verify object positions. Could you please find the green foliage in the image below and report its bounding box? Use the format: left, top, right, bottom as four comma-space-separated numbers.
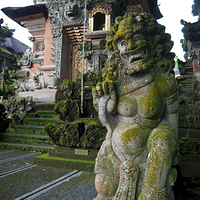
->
179, 138, 200, 155
45, 119, 106, 149
13, 125, 46, 135
0, 80, 15, 97
179, 114, 200, 128
192, 2, 200, 17
48, 73, 106, 149
54, 100, 79, 122
35, 110, 58, 118
0, 104, 11, 133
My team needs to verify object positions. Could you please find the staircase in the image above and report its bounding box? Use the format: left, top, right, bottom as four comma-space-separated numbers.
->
0, 108, 60, 153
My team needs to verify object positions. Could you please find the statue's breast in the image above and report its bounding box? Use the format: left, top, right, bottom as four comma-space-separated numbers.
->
138, 84, 165, 119
117, 95, 138, 117
116, 83, 165, 119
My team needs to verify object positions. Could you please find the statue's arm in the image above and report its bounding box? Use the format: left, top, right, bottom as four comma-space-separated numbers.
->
92, 81, 118, 139
164, 91, 179, 133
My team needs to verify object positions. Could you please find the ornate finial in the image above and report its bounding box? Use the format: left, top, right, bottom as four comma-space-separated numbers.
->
5, 22, 8, 28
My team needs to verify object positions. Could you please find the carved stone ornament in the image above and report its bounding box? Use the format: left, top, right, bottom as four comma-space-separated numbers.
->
18, 47, 33, 68
46, 0, 84, 38
87, 5, 112, 18
92, 12, 179, 200
46, 0, 84, 77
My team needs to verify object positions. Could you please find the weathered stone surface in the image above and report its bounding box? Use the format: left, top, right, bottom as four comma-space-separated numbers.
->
92, 12, 179, 200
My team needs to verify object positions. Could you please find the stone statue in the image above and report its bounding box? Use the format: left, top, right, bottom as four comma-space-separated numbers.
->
92, 12, 179, 200
19, 47, 33, 68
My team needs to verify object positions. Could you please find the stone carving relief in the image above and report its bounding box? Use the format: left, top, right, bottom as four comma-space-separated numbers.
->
18, 47, 33, 68
92, 13, 179, 200
15, 71, 57, 92
71, 45, 85, 80
85, 50, 107, 73
18, 43, 45, 68
33, 71, 57, 89
15, 79, 35, 92
1, 96, 35, 124
46, 0, 84, 77
87, 5, 111, 17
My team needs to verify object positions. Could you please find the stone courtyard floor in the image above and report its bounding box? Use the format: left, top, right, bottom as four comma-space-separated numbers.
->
0, 149, 199, 200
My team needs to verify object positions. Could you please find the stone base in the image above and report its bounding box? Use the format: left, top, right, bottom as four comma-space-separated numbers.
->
33, 146, 98, 172
15, 89, 65, 104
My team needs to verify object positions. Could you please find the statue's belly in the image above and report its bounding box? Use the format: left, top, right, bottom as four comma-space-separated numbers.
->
112, 123, 152, 162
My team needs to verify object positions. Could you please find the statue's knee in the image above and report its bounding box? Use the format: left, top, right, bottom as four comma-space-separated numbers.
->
95, 174, 119, 197
151, 132, 177, 153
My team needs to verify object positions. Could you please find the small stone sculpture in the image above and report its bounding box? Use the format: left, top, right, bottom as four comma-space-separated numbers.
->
19, 47, 33, 68
92, 12, 179, 200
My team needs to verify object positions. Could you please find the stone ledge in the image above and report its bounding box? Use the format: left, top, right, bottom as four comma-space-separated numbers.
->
33, 153, 95, 172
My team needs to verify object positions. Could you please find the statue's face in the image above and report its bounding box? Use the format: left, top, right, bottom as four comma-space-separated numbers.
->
64, 0, 79, 19
117, 32, 147, 75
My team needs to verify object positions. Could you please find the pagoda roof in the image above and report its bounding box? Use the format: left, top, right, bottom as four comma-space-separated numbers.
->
4, 37, 29, 53
1, 4, 48, 27
147, 0, 162, 19
181, 19, 200, 42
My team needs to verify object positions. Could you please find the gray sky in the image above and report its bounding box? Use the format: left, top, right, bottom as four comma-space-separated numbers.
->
0, 0, 198, 61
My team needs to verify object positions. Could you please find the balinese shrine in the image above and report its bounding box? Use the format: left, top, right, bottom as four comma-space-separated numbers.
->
1, 0, 200, 193
1, 0, 162, 104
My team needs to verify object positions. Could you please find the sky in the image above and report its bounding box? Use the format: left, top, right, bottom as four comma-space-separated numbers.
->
0, 0, 199, 61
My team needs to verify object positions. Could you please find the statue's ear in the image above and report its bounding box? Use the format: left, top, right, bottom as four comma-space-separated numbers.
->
156, 59, 169, 73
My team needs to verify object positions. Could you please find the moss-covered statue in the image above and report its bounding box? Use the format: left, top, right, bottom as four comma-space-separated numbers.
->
92, 12, 179, 200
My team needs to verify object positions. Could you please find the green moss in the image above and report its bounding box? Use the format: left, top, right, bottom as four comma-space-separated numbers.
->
0, 47, 12, 55
0, 143, 51, 153
25, 118, 61, 126
71, 118, 100, 126
1, 133, 52, 145
36, 111, 59, 118
36, 153, 95, 164
13, 125, 45, 135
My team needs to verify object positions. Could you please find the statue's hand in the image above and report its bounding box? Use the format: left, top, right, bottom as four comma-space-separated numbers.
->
93, 81, 115, 97
92, 80, 115, 112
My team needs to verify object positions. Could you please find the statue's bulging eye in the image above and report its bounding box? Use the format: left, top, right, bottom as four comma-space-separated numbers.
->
134, 36, 140, 42
121, 40, 128, 47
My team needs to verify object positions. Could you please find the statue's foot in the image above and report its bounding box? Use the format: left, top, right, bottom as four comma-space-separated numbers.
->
93, 194, 112, 200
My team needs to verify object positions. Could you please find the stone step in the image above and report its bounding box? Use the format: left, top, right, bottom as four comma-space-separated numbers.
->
24, 117, 61, 126
0, 133, 52, 146
36, 110, 59, 118
12, 125, 46, 135
0, 142, 55, 153
33, 146, 97, 172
